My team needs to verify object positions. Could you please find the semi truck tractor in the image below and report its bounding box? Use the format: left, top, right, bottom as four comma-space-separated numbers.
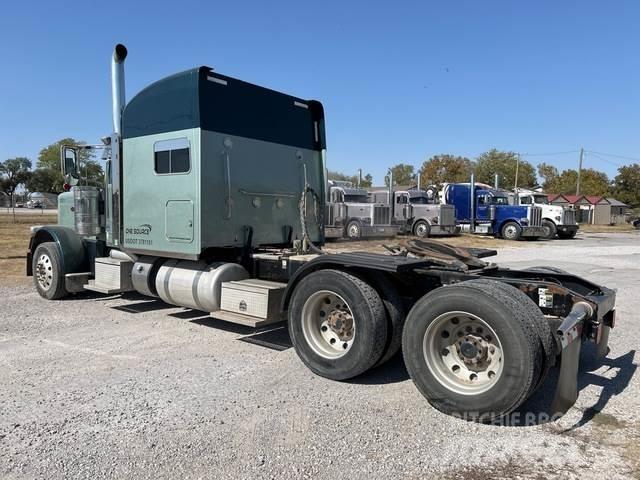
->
369, 186, 459, 237
27, 44, 617, 422
509, 189, 579, 240
325, 180, 398, 240
442, 181, 545, 240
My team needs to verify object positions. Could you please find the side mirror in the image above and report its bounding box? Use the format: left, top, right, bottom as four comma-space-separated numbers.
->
61, 146, 80, 186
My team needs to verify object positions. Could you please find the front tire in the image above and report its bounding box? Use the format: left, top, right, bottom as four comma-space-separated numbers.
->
541, 219, 557, 240
288, 269, 388, 380
413, 220, 431, 238
402, 280, 546, 422
557, 229, 577, 239
345, 220, 362, 240
32, 242, 67, 300
501, 221, 522, 240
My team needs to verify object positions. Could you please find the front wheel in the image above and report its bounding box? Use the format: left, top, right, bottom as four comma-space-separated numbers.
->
413, 220, 431, 238
541, 219, 557, 240
32, 242, 67, 300
288, 269, 388, 380
402, 279, 546, 422
501, 221, 522, 240
345, 220, 362, 240
557, 229, 577, 239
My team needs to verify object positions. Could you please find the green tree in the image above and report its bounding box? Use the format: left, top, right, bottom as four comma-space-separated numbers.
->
419, 154, 473, 186
361, 173, 373, 188
475, 149, 536, 188
613, 163, 640, 207
0, 157, 32, 206
385, 163, 415, 186
537, 162, 559, 191
544, 168, 610, 196
36, 138, 104, 192
26, 168, 60, 194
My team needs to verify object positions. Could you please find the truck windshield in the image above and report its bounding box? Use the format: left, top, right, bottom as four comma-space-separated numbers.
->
410, 196, 431, 205
533, 195, 549, 204
492, 196, 509, 205
344, 194, 370, 203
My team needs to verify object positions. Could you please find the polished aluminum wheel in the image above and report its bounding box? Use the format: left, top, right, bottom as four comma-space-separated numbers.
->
415, 222, 429, 237
423, 311, 503, 395
503, 224, 519, 240
301, 290, 355, 359
35, 253, 54, 291
347, 223, 360, 239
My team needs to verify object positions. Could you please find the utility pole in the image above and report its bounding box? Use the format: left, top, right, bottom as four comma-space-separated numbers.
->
576, 147, 584, 195
514, 153, 520, 189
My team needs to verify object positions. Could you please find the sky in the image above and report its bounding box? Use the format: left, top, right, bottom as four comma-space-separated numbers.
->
1, 0, 639, 185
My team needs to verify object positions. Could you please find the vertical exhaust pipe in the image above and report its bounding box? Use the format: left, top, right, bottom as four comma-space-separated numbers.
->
494, 173, 499, 190
388, 169, 394, 218
470, 173, 476, 233
111, 44, 128, 134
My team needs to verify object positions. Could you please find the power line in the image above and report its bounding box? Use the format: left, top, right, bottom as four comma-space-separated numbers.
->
585, 151, 623, 168
519, 150, 580, 157
585, 150, 640, 163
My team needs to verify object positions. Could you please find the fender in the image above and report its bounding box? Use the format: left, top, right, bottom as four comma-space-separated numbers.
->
281, 252, 430, 312
26, 226, 87, 276
497, 217, 524, 232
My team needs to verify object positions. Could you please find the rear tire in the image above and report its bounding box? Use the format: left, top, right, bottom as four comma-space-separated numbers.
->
288, 269, 388, 380
541, 219, 557, 240
402, 279, 545, 422
367, 272, 405, 366
500, 221, 522, 240
32, 242, 67, 300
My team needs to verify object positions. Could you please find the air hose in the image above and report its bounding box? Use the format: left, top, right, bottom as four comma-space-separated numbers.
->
298, 184, 325, 255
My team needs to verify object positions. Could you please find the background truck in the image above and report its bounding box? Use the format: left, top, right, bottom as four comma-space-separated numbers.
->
325, 180, 398, 240
508, 189, 579, 239
442, 180, 545, 240
369, 186, 459, 237
27, 44, 616, 423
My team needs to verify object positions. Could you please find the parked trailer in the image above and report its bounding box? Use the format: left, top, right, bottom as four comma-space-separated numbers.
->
27, 45, 616, 422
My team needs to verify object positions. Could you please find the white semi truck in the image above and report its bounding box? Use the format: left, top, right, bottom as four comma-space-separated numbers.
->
509, 189, 579, 239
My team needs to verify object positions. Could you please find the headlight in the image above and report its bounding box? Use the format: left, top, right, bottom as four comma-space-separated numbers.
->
431, 217, 439, 224
520, 218, 528, 224
555, 215, 561, 221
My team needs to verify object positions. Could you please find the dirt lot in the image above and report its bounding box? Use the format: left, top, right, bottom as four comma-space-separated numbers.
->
1, 217, 639, 479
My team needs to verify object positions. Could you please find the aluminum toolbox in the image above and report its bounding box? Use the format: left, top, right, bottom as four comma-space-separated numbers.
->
220, 279, 286, 320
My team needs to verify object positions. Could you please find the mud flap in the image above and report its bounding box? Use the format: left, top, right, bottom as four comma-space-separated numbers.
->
550, 337, 581, 416
549, 302, 592, 416
596, 325, 611, 358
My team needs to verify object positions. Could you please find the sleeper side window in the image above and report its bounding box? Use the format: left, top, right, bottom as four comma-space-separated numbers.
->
154, 138, 190, 174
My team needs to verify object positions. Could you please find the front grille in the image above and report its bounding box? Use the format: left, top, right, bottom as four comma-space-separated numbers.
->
528, 206, 542, 227
373, 205, 391, 225
563, 209, 575, 225
325, 204, 335, 225
438, 205, 456, 226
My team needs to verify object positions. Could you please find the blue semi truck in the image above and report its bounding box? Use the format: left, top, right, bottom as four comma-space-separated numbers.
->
442, 181, 545, 240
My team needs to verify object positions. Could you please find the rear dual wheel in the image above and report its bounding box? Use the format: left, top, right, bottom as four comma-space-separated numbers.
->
288, 269, 388, 380
402, 279, 552, 422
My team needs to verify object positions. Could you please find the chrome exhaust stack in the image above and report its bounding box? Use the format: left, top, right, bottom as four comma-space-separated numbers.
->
111, 44, 128, 135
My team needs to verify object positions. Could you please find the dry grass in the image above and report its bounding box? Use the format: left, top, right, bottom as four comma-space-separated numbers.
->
324, 233, 533, 255
579, 223, 636, 233
0, 213, 58, 287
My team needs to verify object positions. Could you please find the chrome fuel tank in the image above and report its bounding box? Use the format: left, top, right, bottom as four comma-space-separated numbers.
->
155, 260, 249, 312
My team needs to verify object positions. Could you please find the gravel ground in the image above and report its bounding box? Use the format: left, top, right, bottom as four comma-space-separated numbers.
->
1, 231, 639, 479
